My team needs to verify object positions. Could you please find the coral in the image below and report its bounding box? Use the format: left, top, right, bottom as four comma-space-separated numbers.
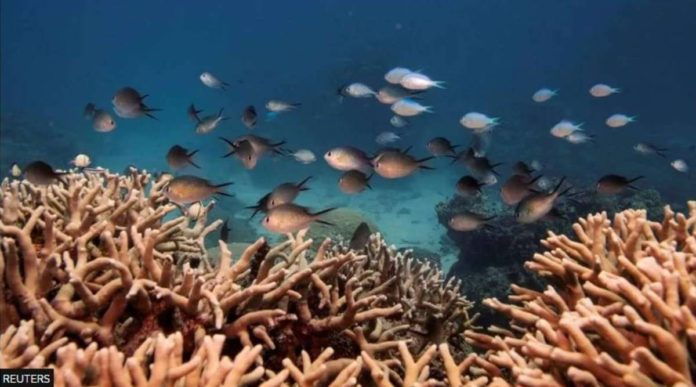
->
465, 202, 696, 386
0, 169, 481, 385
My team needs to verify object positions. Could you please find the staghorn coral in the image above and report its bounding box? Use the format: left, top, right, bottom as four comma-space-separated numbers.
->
465, 202, 696, 386
0, 169, 483, 385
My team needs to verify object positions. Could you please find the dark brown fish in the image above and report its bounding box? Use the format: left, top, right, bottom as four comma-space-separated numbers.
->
84, 102, 96, 118
166, 145, 200, 169
516, 177, 570, 223
512, 161, 534, 177
596, 175, 643, 195
500, 175, 541, 205
456, 176, 484, 197
221, 138, 259, 169
339, 170, 373, 194
427, 137, 459, 157
268, 177, 312, 208
24, 161, 66, 186
164, 175, 233, 204
448, 211, 496, 231
241, 105, 257, 129
188, 104, 203, 122
349, 222, 371, 250
220, 218, 230, 243
372, 149, 434, 179
262, 204, 336, 233
112, 87, 160, 120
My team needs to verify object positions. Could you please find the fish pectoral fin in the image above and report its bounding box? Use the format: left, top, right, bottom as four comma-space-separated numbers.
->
315, 220, 335, 226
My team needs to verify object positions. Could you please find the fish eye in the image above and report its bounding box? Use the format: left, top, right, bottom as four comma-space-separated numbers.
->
247, 156, 252, 161
264, 217, 270, 223
327, 152, 332, 157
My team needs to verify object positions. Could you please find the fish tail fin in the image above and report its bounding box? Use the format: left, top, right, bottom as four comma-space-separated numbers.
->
297, 176, 313, 190
187, 149, 199, 157
423, 106, 434, 114
629, 115, 638, 122
417, 156, 435, 170
312, 207, 337, 217
214, 181, 235, 189
291, 102, 302, 108
484, 215, 497, 221
221, 150, 235, 158
367, 172, 374, 181
145, 112, 159, 120
188, 159, 201, 169
433, 81, 446, 89
657, 151, 667, 159
613, 87, 622, 93
552, 89, 560, 95
219, 136, 235, 147
628, 176, 644, 184
215, 191, 233, 198
553, 176, 567, 193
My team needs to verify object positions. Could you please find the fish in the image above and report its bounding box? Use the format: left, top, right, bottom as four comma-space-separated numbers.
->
589, 83, 620, 97
390, 115, 409, 128
262, 204, 336, 233
449, 212, 496, 232
532, 88, 558, 102
324, 146, 372, 173
164, 175, 233, 205
470, 132, 491, 157
606, 114, 637, 128
349, 222, 371, 250
391, 99, 432, 116
512, 161, 534, 177
534, 176, 553, 191
456, 176, 484, 197
10, 163, 22, 178
221, 135, 286, 157
266, 100, 301, 113
220, 218, 231, 243
339, 170, 373, 194
671, 159, 689, 174
450, 148, 502, 177
384, 67, 413, 84
596, 174, 643, 195
267, 177, 312, 208
166, 145, 200, 169
550, 120, 583, 138
70, 154, 91, 168
399, 72, 445, 90
375, 131, 401, 145
200, 72, 229, 90
221, 139, 259, 170
460, 112, 499, 131
84, 102, 97, 118
112, 87, 159, 119
24, 161, 67, 186
372, 149, 433, 179
241, 105, 257, 129
246, 193, 272, 219
196, 108, 228, 134
634, 143, 668, 158
501, 175, 541, 206
292, 149, 316, 164
516, 177, 570, 223
92, 110, 116, 132
188, 104, 203, 122
427, 137, 459, 157
377, 85, 419, 105
343, 83, 377, 98
566, 132, 595, 144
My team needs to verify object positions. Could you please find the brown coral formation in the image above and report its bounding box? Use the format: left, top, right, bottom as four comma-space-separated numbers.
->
466, 202, 696, 386
0, 169, 483, 385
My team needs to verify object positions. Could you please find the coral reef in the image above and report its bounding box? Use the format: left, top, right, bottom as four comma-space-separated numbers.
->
0, 169, 482, 385
438, 187, 666, 325
466, 202, 696, 386
306, 207, 379, 246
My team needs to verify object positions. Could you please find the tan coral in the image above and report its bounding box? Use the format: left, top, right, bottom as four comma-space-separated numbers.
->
0, 169, 477, 385
466, 202, 696, 386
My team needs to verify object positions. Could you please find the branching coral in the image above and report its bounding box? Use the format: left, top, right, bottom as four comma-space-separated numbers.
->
0, 169, 480, 385
466, 202, 696, 386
